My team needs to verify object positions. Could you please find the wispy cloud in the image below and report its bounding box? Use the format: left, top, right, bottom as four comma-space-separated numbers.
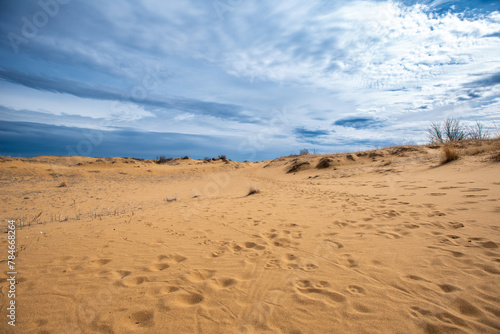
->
0, 0, 499, 159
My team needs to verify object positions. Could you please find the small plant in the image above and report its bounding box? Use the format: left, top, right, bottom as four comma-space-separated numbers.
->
247, 186, 260, 196
156, 156, 173, 164
203, 157, 211, 162
442, 145, 459, 164
299, 148, 310, 155
218, 154, 227, 160
58, 181, 67, 187
181, 156, 189, 159
165, 197, 177, 203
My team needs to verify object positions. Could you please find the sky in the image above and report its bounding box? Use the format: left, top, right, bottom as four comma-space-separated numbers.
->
1, 0, 499, 161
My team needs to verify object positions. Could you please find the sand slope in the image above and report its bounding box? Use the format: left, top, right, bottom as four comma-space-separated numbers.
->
1, 144, 499, 333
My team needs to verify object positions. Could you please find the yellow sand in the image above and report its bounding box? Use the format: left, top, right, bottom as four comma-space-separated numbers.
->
1, 143, 499, 333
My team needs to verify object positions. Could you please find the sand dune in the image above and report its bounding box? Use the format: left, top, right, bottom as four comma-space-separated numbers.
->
1, 142, 499, 333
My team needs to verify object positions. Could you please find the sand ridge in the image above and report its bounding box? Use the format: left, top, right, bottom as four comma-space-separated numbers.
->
0, 142, 499, 333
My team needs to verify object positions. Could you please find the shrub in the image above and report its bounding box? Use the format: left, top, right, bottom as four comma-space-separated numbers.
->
444, 118, 466, 142
428, 118, 490, 143
287, 161, 311, 173
442, 145, 459, 164
428, 122, 444, 143
58, 181, 67, 187
156, 156, 173, 164
218, 154, 227, 160
467, 121, 488, 140
203, 157, 211, 162
299, 148, 310, 155
316, 157, 333, 169
247, 186, 260, 196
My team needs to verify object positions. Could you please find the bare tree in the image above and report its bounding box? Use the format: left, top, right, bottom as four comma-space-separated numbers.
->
428, 122, 443, 143
443, 118, 465, 142
467, 121, 488, 140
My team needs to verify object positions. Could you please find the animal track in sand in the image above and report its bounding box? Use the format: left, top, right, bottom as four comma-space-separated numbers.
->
301, 263, 319, 271
322, 239, 344, 248
447, 222, 464, 229
91, 258, 112, 266
156, 254, 187, 263
211, 250, 225, 257
159, 285, 180, 294
438, 284, 461, 293
211, 277, 238, 289
149, 263, 170, 271
452, 298, 483, 317
407, 275, 431, 282
120, 276, 149, 287
342, 254, 358, 268
262, 228, 301, 248
409, 306, 469, 330
264, 259, 281, 270
125, 310, 155, 328
346, 285, 366, 295
293, 279, 346, 303
171, 292, 204, 306
184, 269, 216, 282
110, 270, 131, 280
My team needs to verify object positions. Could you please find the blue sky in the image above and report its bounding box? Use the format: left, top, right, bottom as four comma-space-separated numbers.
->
1, 0, 499, 161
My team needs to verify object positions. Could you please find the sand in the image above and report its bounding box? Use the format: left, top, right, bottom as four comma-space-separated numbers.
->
1, 142, 499, 333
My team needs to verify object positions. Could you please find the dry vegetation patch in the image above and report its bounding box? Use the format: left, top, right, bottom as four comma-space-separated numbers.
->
442, 145, 459, 164
287, 161, 311, 173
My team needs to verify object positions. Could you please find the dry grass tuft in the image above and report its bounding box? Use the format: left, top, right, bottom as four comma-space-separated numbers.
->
441, 145, 459, 164
287, 161, 311, 173
58, 181, 67, 187
247, 187, 260, 196
316, 157, 333, 169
